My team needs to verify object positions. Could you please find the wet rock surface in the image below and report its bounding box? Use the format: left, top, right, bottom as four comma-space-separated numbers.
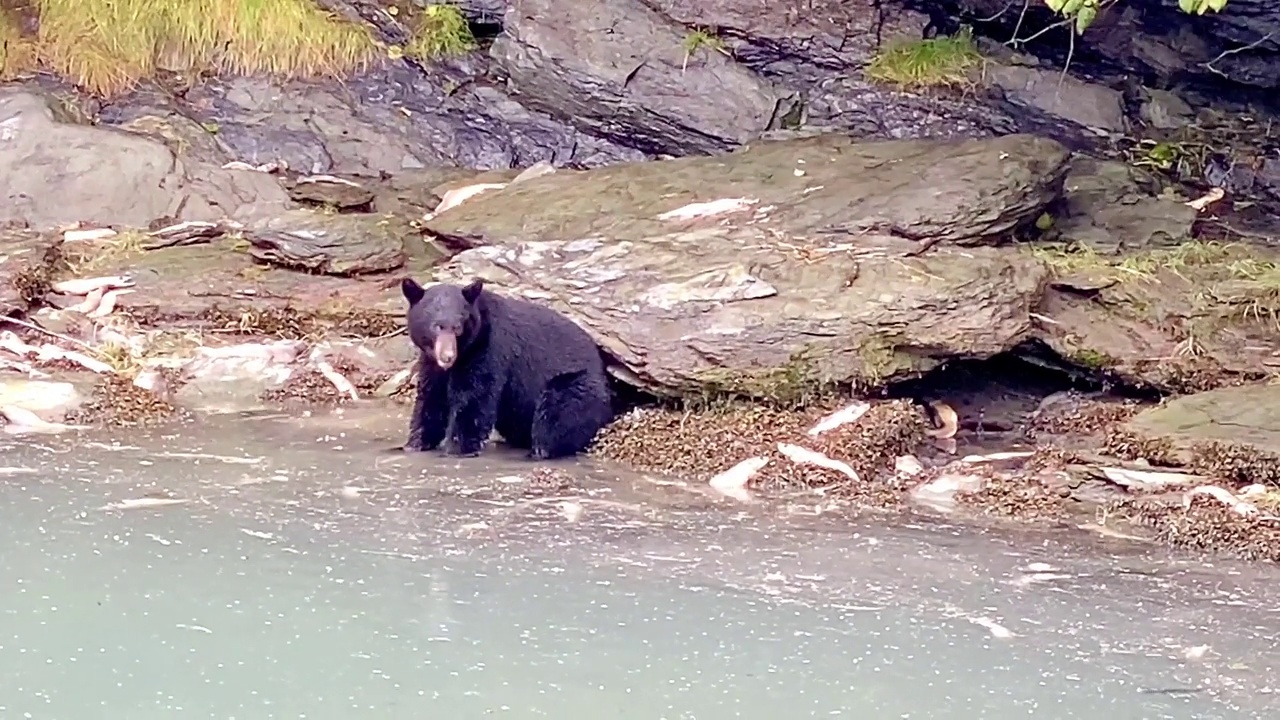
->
491, 0, 797, 156
243, 210, 414, 275
1, 90, 290, 231
160, 70, 647, 174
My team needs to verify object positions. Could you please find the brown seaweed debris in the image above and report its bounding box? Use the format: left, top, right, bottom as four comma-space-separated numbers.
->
1102, 427, 1179, 466
589, 404, 821, 479
261, 357, 383, 406
956, 467, 1071, 521
753, 400, 927, 507
1129, 356, 1255, 395
1026, 393, 1145, 439
1113, 495, 1280, 562
9, 239, 63, 306
195, 305, 402, 340
68, 374, 190, 428
1190, 440, 1280, 487
523, 467, 578, 496
1020, 444, 1071, 474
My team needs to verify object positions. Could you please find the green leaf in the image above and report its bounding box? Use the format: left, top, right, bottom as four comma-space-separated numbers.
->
1178, 0, 1198, 13
1075, 5, 1097, 34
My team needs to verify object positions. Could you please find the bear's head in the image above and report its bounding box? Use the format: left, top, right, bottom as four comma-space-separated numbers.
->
402, 278, 484, 371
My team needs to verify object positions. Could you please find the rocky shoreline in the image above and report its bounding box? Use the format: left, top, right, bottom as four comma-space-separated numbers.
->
4, 0, 1280, 563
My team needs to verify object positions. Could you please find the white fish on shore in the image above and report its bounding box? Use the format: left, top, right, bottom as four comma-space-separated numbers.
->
0, 405, 86, 435
1099, 466, 1206, 490
708, 456, 768, 502
656, 197, 757, 221
313, 359, 359, 401
51, 275, 134, 296
1184, 485, 1260, 516
923, 400, 959, 439
777, 442, 860, 482
85, 288, 134, 318
806, 400, 870, 437
62, 227, 118, 243
66, 286, 107, 314
960, 451, 1035, 464
0, 333, 114, 373
427, 182, 509, 219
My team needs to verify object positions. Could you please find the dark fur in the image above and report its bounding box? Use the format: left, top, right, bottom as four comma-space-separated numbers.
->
401, 278, 614, 459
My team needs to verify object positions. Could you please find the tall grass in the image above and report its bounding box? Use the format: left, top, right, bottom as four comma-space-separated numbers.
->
1, 0, 475, 96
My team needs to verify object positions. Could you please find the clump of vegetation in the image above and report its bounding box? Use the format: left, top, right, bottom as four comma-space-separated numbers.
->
58, 232, 150, 276
864, 28, 983, 90
0, 0, 476, 96
680, 28, 727, 72
1030, 240, 1280, 331
0, 9, 37, 80
402, 4, 475, 60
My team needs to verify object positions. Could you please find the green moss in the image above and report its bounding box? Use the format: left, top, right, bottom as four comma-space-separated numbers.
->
863, 29, 983, 90
682, 337, 915, 409
687, 346, 839, 409
1068, 348, 1116, 370
856, 334, 906, 385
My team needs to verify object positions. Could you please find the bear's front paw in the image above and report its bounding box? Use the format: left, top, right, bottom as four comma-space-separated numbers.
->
403, 434, 441, 452
442, 437, 484, 458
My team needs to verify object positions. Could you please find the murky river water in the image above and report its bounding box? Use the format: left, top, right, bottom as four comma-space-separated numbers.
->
1, 407, 1278, 719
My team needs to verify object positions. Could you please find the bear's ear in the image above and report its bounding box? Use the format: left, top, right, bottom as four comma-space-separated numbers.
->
401, 278, 426, 305
462, 279, 484, 304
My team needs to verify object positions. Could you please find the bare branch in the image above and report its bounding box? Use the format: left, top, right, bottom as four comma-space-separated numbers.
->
1203, 31, 1276, 79
975, 0, 1020, 23
1007, 15, 1074, 47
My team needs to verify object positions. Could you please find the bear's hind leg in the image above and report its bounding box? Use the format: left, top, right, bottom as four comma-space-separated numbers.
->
530, 370, 613, 460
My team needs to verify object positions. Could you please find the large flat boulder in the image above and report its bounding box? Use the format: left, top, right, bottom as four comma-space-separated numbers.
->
424, 133, 1071, 397
426, 133, 1072, 248
490, 0, 798, 156
1127, 385, 1280, 451
1121, 384, 1280, 486
439, 231, 1048, 397
0, 90, 289, 231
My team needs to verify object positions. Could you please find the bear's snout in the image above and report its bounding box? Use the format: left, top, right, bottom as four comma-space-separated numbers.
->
433, 332, 459, 370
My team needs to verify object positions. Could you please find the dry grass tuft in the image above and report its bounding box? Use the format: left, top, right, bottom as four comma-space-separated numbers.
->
2, 0, 476, 96
0, 8, 38, 80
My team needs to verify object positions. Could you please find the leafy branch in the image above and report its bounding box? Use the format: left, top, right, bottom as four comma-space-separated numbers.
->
1044, 0, 1229, 35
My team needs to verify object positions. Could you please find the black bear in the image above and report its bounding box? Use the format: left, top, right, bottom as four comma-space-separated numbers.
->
401, 277, 614, 459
